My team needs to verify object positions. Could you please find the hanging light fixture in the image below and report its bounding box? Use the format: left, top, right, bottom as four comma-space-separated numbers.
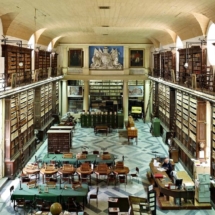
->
34, 8, 40, 52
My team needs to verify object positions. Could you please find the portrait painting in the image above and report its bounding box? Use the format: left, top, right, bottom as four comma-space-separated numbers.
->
129, 49, 144, 67
68, 49, 83, 67
68, 86, 83, 97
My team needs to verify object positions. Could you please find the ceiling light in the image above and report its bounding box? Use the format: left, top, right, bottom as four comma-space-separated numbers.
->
99, 6, 110, 9
102, 25, 109, 27
103, 34, 108, 36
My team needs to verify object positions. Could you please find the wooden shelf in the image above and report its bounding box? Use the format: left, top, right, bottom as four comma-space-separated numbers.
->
2, 44, 33, 88
90, 80, 123, 110
4, 89, 35, 178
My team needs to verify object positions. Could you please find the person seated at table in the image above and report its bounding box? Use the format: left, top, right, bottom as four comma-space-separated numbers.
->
161, 157, 173, 177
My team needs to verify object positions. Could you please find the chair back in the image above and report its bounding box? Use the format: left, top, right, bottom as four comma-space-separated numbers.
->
10, 185, 14, 195
63, 164, 73, 171
63, 153, 73, 158
136, 167, 139, 174
93, 151, 99, 155
45, 164, 55, 170
82, 151, 88, 154
80, 163, 90, 171
96, 186, 99, 195
97, 163, 108, 172
116, 161, 124, 169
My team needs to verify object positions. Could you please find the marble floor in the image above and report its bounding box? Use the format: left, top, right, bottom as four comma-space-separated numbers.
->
0, 120, 214, 215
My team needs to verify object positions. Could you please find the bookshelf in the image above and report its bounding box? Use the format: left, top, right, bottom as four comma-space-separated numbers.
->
47, 130, 71, 153
158, 84, 171, 129
178, 47, 207, 88
51, 53, 58, 77
153, 53, 160, 77
151, 82, 158, 119
174, 90, 206, 175
212, 104, 215, 178
89, 80, 123, 110
35, 50, 51, 80
5, 89, 35, 178
161, 51, 176, 81
34, 83, 54, 141
2, 44, 32, 88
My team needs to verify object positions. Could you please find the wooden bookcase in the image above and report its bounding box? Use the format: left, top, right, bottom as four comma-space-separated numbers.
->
153, 53, 160, 77
174, 90, 206, 175
212, 104, 215, 178
161, 51, 175, 81
51, 53, 58, 77
35, 50, 51, 80
178, 47, 207, 88
4, 89, 35, 178
34, 83, 54, 141
47, 130, 71, 153
89, 80, 123, 110
2, 44, 32, 88
151, 82, 158, 119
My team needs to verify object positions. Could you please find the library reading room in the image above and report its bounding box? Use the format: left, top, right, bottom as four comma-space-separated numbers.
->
1, 0, 215, 215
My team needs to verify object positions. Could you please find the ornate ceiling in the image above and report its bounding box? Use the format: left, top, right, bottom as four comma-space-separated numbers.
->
0, 0, 215, 47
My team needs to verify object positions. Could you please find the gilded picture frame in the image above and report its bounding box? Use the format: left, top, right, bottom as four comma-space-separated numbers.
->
129, 49, 144, 68
68, 49, 83, 67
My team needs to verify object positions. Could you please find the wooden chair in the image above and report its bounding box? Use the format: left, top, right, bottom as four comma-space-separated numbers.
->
118, 175, 126, 189
107, 171, 117, 186
89, 187, 99, 207
93, 150, 99, 155
14, 198, 26, 214
66, 197, 83, 214
103, 151, 109, 154
82, 151, 88, 154
130, 167, 140, 183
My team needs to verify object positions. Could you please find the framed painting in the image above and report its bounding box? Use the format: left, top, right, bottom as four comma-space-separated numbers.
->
129, 49, 144, 67
68, 49, 83, 67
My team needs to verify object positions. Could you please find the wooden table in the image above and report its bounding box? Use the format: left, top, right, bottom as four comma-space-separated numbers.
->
23, 166, 40, 179
40, 168, 59, 184
94, 125, 109, 135
11, 183, 89, 207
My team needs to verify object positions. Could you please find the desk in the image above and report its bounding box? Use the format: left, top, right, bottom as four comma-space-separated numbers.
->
42, 154, 77, 166
11, 183, 89, 207
108, 197, 129, 215
94, 125, 109, 135
95, 154, 115, 166
23, 166, 40, 179
77, 154, 97, 166
40, 168, 59, 184
149, 160, 195, 206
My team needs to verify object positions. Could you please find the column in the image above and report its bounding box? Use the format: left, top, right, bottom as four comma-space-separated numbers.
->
144, 80, 151, 122
0, 99, 5, 178
59, 81, 62, 116
123, 80, 128, 123
61, 80, 68, 116
83, 80, 89, 112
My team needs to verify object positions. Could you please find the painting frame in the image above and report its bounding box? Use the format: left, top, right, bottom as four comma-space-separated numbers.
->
68, 49, 83, 68
129, 49, 144, 68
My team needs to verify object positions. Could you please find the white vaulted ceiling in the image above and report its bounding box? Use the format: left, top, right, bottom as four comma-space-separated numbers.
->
0, 0, 215, 46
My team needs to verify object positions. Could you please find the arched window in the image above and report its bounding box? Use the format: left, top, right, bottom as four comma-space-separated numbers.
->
207, 23, 215, 65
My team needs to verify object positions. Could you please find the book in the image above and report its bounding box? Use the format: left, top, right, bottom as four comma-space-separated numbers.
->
109, 207, 120, 212
108, 197, 118, 202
